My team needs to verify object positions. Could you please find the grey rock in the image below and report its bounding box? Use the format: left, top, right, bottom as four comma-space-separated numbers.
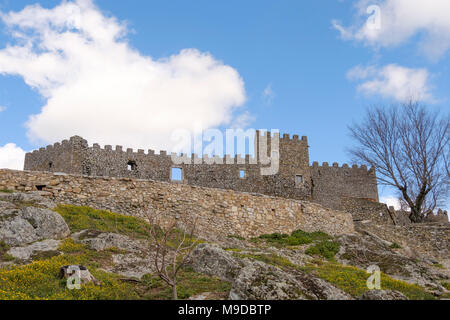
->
71, 230, 151, 278
21, 207, 70, 240
1, 201, 70, 246
0, 192, 55, 209
337, 233, 449, 289
0, 214, 39, 246
72, 230, 143, 253
8, 239, 61, 260
0, 200, 17, 211
189, 244, 351, 300
190, 244, 245, 282
109, 253, 154, 279
230, 259, 351, 300
359, 290, 408, 300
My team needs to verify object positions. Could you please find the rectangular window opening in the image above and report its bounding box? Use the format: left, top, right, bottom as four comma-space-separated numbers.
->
171, 167, 183, 182
127, 161, 137, 171
239, 170, 246, 179
295, 175, 303, 186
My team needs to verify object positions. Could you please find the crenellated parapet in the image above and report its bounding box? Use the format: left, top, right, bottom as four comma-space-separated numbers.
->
311, 161, 375, 174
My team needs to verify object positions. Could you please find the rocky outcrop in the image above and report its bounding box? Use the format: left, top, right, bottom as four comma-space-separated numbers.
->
359, 290, 408, 300
0, 201, 69, 246
72, 230, 143, 253
7, 239, 61, 260
21, 207, 70, 240
190, 244, 245, 282
230, 259, 351, 300
336, 233, 449, 291
0, 201, 39, 246
70, 229, 153, 279
190, 244, 352, 300
0, 191, 55, 209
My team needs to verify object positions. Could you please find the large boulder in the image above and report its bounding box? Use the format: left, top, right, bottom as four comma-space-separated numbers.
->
71, 230, 151, 279
336, 233, 449, 290
230, 259, 351, 300
71, 230, 143, 253
0, 202, 69, 246
0, 202, 39, 246
190, 244, 351, 300
359, 290, 408, 300
21, 207, 70, 240
7, 239, 61, 260
190, 244, 245, 282
109, 253, 155, 279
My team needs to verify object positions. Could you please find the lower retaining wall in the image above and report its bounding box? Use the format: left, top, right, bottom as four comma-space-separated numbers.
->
356, 222, 449, 260
0, 170, 354, 239
341, 197, 395, 225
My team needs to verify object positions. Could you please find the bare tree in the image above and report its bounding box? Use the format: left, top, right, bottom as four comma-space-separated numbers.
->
348, 101, 449, 223
146, 210, 199, 300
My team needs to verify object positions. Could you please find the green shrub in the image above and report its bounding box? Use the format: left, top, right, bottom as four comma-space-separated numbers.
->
140, 268, 231, 300
301, 263, 434, 300
305, 240, 340, 260
390, 242, 402, 249
0, 189, 14, 194
442, 281, 450, 291
0, 241, 15, 262
0, 252, 139, 300
54, 205, 150, 238
256, 229, 331, 247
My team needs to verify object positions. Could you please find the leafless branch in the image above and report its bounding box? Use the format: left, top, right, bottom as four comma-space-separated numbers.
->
348, 100, 449, 222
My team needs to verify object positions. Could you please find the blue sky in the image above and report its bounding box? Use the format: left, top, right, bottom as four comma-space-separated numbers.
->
0, 0, 449, 206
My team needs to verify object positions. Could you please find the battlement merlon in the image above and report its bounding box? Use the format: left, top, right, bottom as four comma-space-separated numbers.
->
311, 161, 376, 174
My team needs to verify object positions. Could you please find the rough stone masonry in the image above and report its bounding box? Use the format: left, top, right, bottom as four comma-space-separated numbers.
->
0, 169, 354, 239
24, 132, 379, 211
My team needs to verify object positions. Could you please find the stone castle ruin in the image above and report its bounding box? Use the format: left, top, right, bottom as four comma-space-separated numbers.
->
24, 132, 379, 211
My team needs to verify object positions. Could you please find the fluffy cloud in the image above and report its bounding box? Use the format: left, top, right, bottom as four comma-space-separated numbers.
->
0, 143, 26, 170
0, 0, 247, 151
0, 106, 5, 112
333, 0, 450, 60
262, 84, 275, 105
347, 64, 434, 102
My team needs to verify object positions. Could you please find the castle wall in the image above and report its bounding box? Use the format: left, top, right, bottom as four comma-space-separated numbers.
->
24, 136, 88, 175
24, 134, 313, 201
23, 134, 379, 210
310, 162, 379, 210
0, 170, 355, 239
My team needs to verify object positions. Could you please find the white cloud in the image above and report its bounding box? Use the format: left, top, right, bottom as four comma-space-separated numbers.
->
347, 64, 434, 102
0, 105, 5, 112
0, 143, 26, 170
262, 84, 275, 105
0, 0, 247, 151
333, 0, 450, 60
380, 195, 402, 210
231, 111, 255, 129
